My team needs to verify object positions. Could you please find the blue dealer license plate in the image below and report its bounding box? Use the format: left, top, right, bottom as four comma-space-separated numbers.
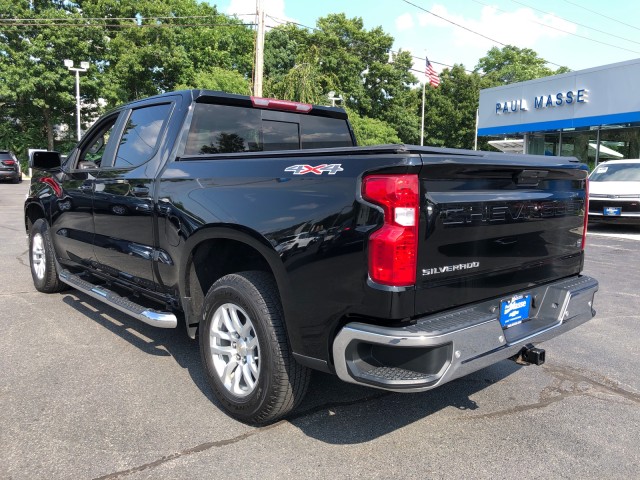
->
499, 294, 532, 328
603, 207, 621, 216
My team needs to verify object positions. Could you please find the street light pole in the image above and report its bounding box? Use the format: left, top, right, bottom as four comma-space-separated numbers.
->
64, 60, 89, 141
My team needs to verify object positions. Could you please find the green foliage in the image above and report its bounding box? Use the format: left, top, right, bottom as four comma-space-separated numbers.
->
0, 4, 573, 161
475, 45, 570, 87
346, 108, 401, 146
265, 45, 337, 104
423, 65, 483, 149
264, 16, 420, 143
175, 67, 250, 94
0, 0, 107, 154
264, 24, 311, 81
82, 0, 254, 106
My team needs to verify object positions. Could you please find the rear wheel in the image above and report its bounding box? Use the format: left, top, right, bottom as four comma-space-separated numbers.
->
199, 271, 310, 425
29, 218, 65, 293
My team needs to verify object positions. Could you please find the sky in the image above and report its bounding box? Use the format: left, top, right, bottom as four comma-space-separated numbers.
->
212, 0, 640, 83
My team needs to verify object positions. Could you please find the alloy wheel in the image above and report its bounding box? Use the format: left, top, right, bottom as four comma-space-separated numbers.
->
209, 303, 260, 397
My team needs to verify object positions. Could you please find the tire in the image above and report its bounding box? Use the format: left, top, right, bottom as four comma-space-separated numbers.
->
29, 218, 66, 293
199, 271, 310, 425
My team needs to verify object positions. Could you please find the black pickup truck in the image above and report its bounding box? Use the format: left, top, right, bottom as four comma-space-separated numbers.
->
25, 90, 598, 424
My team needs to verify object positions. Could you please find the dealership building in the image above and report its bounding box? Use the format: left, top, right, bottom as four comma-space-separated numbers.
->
477, 58, 640, 167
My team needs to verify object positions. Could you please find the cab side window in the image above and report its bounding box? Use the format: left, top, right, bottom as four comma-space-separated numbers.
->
77, 116, 118, 169
113, 103, 171, 168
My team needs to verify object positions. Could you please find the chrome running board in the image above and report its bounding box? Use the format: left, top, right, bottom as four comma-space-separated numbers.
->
59, 270, 177, 328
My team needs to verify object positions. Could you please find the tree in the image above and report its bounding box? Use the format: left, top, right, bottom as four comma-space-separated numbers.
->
346, 108, 401, 146
0, 0, 256, 161
264, 24, 311, 82
0, 0, 108, 152
175, 66, 250, 94
423, 65, 483, 149
265, 45, 337, 104
264, 15, 420, 143
475, 45, 570, 87
79, 0, 254, 106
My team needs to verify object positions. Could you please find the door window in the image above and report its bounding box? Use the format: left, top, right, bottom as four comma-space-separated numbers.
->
113, 103, 172, 168
77, 116, 119, 169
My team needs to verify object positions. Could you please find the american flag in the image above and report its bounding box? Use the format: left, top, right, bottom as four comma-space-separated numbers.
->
426, 57, 440, 88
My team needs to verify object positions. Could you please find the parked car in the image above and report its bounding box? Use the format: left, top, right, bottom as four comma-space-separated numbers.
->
588, 160, 640, 225
0, 150, 21, 183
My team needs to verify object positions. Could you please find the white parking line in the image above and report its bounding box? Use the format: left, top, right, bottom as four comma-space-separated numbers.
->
588, 231, 640, 241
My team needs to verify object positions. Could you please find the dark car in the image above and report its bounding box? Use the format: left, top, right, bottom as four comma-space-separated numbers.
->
0, 151, 22, 183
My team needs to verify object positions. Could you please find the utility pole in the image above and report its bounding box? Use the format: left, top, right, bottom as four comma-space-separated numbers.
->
253, 0, 266, 97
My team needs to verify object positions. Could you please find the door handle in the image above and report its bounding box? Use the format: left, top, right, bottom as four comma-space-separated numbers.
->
79, 184, 93, 193
131, 186, 150, 197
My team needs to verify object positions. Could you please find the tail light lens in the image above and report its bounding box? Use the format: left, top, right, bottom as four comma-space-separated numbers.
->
2, 160, 15, 166
581, 177, 589, 250
362, 174, 419, 287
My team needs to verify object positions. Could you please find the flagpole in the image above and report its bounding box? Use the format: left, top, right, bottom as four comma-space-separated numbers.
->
420, 80, 426, 146
474, 108, 479, 150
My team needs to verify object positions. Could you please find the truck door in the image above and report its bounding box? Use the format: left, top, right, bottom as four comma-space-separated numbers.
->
92, 102, 173, 289
50, 113, 122, 268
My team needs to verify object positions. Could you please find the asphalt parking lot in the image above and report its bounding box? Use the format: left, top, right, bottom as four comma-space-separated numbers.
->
1, 181, 639, 480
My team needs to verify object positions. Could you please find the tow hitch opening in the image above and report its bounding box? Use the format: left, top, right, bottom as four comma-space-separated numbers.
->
512, 343, 546, 366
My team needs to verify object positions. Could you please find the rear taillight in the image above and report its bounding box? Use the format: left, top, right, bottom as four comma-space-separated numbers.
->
2, 160, 15, 166
362, 174, 419, 287
250, 96, 312, 113
581, 177, 589, 250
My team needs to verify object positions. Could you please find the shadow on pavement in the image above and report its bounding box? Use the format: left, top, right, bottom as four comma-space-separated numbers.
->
288, 361, 520, 444
61, 291, 220, 408
62, 289, 521, 444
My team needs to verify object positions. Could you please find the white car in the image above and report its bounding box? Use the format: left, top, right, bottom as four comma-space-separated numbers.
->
588, 160, 640, 225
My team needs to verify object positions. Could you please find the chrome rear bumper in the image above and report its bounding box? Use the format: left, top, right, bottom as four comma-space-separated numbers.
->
332, 275, 598, 392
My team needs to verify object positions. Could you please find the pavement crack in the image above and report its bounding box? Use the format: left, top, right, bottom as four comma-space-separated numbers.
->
93, 423, 281, 480
0, 224, 22, 233
468, 364, 640, 420
16, 248, 29, 267
93, 392, 390, 479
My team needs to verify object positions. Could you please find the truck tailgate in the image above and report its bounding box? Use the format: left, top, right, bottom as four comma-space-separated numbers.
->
415, 154, 588, 316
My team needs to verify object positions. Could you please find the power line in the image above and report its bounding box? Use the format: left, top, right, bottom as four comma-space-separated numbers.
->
403, 0, 566, 68
510, 0, 640, 49
400, 0, 507, 46
0, 20, 255, 29
561, 0, 640, 32
0, 15, 228, 22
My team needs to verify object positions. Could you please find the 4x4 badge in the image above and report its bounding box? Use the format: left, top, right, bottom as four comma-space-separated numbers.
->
285, 164, 344, 175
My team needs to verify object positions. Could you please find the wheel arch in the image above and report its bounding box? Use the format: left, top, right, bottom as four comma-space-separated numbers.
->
24, 201, 47, 235
179, 225, 292, 339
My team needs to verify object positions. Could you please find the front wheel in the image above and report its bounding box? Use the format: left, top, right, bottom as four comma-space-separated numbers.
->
29, 218, 66, 293
199, 271, 310, 425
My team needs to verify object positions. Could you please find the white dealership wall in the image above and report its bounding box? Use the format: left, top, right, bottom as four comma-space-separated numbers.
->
478, 58, 640, 137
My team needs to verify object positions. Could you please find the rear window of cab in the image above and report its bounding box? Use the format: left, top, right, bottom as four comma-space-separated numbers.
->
184, 103, 353, 155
